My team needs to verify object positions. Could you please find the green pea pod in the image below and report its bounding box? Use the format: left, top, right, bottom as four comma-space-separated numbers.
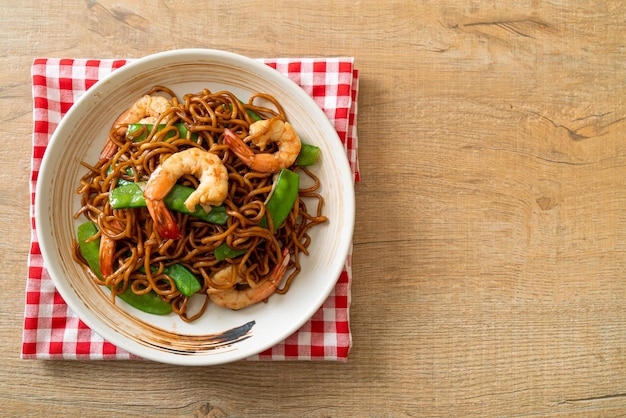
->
109, 182, 228, 225
161, 264, 201, 297
126, 123, 196, 142
259, 168, 300, 230
225, 100, 263, 122
214, 242, 248, 261
136, 263, 201, 298
239, 99, 263, 121
295, 143, 320, 166
105, 166, 134, 186
216, 169, 300, 260
109, 183, 146, 208
113, 289, 173, 315
162, 184, 228, 224
247, 109, 263, 121
76, 221, 172, 315
76, 221, 105, 281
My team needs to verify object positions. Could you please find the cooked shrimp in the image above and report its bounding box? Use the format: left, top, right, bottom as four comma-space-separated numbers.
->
99, 235, 116, 278
100, 95, 172, 160
223, 118, 301, 173
143, 147, 229, 240
207, 247, 290, 310
99, 219, 124, 278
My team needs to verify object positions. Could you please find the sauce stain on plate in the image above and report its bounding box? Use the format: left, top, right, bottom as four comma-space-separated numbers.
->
137, 320, 256, 355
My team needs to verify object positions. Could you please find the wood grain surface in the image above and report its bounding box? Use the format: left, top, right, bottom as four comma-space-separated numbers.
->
2, 1, 626, 416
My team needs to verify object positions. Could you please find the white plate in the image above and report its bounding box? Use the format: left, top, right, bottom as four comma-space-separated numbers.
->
35, 49, 355, 365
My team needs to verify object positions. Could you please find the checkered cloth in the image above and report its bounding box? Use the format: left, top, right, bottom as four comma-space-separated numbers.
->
23, 56, 359, 361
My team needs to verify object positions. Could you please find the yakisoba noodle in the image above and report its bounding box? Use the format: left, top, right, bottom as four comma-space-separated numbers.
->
72, 86, 327, 322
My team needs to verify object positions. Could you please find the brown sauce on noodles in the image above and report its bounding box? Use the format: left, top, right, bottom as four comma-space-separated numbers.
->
72, 86, 327, 322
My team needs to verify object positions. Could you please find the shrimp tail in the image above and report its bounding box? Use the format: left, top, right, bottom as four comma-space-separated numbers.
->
244, 246, 291, 305
208, 247, 291, 310
146, 198, 181, 240
223, 128, 256, 165
99, 235, 116, 278
99, 135, 120, 161
272, 247, 291, 283
98, 219, 126, 278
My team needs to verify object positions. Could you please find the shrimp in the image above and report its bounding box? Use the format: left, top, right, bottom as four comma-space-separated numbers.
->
143, 147, 229, 240
99, 219, 125, 278
99, 235, 116, 278
223, 117, 301, 173
207, 247, 290, 310
100, 95, 172, 160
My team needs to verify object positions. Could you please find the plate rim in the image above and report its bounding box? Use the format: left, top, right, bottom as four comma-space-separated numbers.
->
35, 48, 355, 365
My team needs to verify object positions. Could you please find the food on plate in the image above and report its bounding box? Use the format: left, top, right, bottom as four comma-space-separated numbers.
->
72, 86, 327, 322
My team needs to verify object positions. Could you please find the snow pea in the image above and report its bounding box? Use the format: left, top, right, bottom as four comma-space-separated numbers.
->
161, 264, 201, 297
110, 283, 173, 315
247, 108, 263, 121
241, 100, 263, 121
109, 182, 228, 225
76, 221, 172, 315
76, 222, 106, 282
215, 168, 300, 260
295, 143, 320, 166
214, 243, 247, 260
105, 166, 134, 187
226, 100, 263, 122
126, 123, 197, 142
138, 263, 201, 298
259, 168, 300, 230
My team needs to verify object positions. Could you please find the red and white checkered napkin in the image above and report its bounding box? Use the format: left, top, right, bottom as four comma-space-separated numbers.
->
23, 57, 359, 361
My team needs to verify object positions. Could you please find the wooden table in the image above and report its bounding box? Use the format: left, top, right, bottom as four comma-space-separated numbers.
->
2, 1, 625, 416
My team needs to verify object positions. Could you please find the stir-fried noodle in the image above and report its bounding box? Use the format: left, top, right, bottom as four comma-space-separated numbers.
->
72, 86, 327, 321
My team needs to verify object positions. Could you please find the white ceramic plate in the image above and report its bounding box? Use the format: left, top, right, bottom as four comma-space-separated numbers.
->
35, 49, 355, 365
